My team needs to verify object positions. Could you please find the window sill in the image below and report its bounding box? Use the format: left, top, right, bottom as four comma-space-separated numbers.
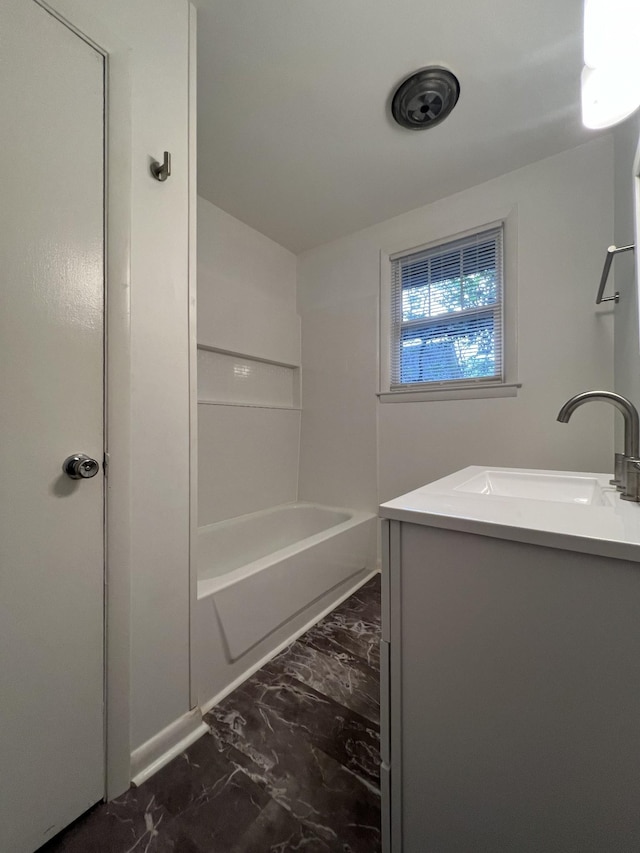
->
377, 382, 521, 403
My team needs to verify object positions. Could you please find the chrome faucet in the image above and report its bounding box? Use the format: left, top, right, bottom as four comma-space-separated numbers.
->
556, 390, 640, 502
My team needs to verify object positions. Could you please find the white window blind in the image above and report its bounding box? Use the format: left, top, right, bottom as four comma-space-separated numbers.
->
390, 225, 504, 390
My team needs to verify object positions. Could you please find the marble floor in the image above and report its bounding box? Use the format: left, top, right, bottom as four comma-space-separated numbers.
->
42, 574, 382, 853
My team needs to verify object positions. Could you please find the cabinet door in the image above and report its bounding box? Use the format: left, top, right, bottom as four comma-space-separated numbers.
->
399, 522, 640, 852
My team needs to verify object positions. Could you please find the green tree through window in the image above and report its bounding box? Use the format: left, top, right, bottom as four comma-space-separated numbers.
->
391, 227, 503, 387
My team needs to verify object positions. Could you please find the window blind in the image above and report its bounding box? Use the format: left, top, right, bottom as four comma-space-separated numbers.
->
390, 225, 504, 390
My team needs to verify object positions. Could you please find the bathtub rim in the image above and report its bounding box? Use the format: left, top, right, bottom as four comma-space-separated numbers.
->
197, 501, 376, 599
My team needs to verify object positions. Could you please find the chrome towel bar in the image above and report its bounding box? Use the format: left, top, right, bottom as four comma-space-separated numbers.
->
596, 244, 634, 304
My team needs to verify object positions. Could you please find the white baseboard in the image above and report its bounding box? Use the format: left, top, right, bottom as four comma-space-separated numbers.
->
199, 567, 379, 716
130, 707, 209, 787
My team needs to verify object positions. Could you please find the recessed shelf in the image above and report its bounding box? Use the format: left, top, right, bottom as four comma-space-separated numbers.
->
197, 349, 300, 409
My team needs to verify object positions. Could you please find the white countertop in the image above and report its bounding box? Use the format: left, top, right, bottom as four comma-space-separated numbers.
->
379, 466, 640, 562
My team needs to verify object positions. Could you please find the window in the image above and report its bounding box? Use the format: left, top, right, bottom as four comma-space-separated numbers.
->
390, 224, 504, 392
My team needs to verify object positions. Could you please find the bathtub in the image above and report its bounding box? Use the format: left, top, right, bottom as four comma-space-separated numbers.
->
196, 501, 377, 712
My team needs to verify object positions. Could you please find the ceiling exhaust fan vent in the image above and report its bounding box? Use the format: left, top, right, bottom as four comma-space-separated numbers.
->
391, 67, 460, 130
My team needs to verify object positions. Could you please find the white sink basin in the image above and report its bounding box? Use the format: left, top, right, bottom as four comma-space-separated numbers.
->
454, 469, 611, 506
379, 466, 640, 561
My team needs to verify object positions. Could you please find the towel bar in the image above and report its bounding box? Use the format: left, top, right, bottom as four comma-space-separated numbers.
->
596, 244, 634, 305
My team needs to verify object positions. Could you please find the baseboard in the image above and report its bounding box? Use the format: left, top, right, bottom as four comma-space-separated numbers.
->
199, 566, 379, 716
130, 707, 209, 787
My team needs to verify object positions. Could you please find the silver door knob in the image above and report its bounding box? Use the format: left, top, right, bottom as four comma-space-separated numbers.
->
62, 454, 100, 480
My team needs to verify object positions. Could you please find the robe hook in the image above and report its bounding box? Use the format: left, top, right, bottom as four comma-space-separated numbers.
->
150, 151, 171, 182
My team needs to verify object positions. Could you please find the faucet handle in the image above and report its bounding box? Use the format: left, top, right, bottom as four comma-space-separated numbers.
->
622, 457, 640, 502
610, 452, 626, 490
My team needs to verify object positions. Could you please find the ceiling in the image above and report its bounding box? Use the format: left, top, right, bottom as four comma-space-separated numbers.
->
196, 0, 602, 254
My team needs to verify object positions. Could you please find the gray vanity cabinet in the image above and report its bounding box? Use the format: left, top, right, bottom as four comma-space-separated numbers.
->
380, 517, 640, 852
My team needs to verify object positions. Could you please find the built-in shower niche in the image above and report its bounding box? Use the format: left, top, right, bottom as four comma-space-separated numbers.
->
197, 347, 300, 410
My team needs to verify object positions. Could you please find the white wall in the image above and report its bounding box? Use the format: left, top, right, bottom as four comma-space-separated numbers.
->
613, 115, 640, 412
197, 197, 300, 524
91, 0, 193, 753
64, 0, 194, 755
298, 137, 615, 510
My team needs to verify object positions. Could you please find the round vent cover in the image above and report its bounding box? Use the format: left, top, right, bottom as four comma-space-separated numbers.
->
391, 67, 460, 130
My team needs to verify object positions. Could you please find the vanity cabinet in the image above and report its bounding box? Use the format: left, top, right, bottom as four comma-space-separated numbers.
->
380, 469, 640, 852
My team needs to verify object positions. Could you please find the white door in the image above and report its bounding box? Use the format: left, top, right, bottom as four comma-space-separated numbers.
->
0, 2, 105, 851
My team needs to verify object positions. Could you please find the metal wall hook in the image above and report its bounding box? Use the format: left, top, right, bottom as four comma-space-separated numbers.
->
150, 151, 171, 182
596, 243, 634, 305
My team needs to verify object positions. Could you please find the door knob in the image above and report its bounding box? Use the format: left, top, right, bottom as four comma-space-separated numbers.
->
62, 454, 100, 480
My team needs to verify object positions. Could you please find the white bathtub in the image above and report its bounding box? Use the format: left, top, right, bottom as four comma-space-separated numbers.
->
196, 501, 377, 712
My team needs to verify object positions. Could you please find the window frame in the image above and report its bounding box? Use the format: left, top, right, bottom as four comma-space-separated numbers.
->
379, 212, 520, 402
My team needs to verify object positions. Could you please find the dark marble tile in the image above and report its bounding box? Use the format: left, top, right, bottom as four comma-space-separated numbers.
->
233, 800, 332, 852
333, 576, 381, 629
206, 685, 381, 852
41, 577, 382, 853
297, 624, 380, 691
159, 765, 269, 852
301, 604, 381, 670
142, 728, 260, 819
265, 636, 380, 725
350, 573, 382, 603
214, 664, 380, 788
238, 801, 380, 853
41, 734, 269, 853
297, 575, 382, 671
40, 788, 175, 853
265, 678, 380, 789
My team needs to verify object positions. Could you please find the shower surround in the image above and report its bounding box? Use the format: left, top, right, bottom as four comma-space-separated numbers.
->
196, 196, 377, 711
